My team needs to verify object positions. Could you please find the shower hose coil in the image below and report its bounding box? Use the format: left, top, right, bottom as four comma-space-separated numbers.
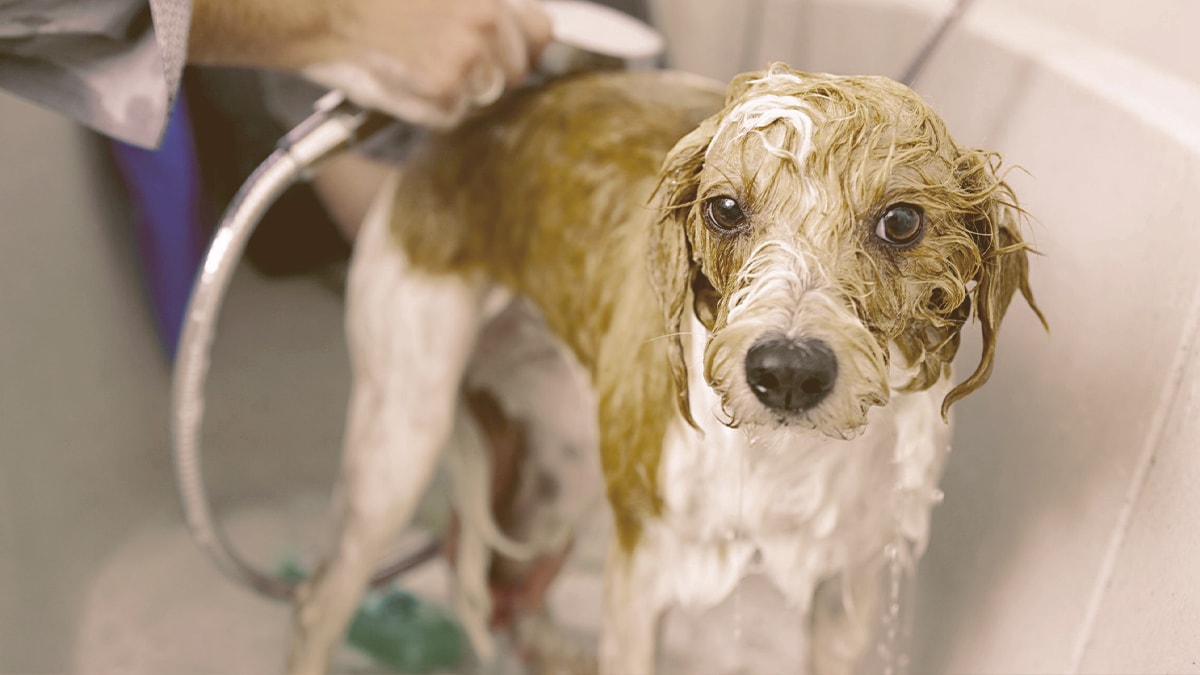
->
170, 92, 437, 600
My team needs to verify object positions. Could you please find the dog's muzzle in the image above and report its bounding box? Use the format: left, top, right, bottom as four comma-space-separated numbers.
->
744, 337, 838, 413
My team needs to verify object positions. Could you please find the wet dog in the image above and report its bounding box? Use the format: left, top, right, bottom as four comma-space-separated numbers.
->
287, 63, 1042, 674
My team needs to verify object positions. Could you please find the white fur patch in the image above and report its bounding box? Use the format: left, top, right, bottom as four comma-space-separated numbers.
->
706, 239, 889, 434
463, 297, 604, 551
709, 82, 815, 168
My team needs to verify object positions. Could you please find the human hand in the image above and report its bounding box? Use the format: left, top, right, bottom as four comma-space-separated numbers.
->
301, 0, 553, 128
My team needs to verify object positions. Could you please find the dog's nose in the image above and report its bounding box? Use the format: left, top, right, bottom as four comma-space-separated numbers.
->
744, 337, 838, 413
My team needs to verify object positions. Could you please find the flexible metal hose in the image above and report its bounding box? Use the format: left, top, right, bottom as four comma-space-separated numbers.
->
171, 92, 437, 600
901, 0, 976, 86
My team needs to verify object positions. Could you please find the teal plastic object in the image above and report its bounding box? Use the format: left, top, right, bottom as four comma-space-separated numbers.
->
277, 560, 467, 673
346, 589, 467, 673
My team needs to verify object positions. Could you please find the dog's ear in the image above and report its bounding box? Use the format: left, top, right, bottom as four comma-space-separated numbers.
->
649, 117, 720, 429
941, 154, 1047, 418
646, 69, 774, 427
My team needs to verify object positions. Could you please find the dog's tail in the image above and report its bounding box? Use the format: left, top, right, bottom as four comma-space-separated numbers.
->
445, 397, 574, 661
447, 398, 572, 562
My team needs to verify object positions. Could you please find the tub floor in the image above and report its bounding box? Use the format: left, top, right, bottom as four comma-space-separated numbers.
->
72, 493, 819, 674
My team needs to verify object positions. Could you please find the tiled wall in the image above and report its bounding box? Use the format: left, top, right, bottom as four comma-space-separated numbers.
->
648, 0, 1200, 671
0, 93, 169, 673
0, 91, 349, 672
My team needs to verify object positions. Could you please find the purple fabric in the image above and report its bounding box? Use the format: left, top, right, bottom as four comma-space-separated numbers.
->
109, 88, 209, 359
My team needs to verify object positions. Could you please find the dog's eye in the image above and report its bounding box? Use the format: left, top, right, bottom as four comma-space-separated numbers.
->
702, 196, 748, 234
875, 203, 925, 246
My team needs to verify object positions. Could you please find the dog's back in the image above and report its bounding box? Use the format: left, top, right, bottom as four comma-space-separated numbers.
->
386, 70, 724, 368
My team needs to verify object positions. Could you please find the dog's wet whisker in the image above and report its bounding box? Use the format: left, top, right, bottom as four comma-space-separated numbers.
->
643, 331, 694, 344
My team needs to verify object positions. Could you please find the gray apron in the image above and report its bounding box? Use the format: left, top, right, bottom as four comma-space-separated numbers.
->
0, 0, 190, 148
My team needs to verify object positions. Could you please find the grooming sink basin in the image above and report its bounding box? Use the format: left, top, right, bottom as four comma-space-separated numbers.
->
3, 0, 1200, 672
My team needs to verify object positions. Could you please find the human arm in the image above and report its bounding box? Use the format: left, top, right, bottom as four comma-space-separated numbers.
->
188, 0, 553, 127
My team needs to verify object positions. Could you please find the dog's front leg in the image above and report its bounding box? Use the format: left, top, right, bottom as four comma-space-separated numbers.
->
809, 561, 884, 675
599, 533, 667, 675
287, 178, 488, 674
288, 374, 466, 675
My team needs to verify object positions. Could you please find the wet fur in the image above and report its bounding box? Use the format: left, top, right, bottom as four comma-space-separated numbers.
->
287, 64, 1041, 674
653, 67, 1045, 427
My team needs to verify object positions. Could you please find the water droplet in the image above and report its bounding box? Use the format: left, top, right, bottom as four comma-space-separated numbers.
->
884, 543, 899, 561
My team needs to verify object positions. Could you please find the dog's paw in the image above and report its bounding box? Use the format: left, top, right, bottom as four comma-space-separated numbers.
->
514, 611, 598, 675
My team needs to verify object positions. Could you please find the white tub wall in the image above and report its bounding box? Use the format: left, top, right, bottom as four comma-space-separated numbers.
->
0, 91, 166, 673
908, 4, 1200, 671
1003, 0, 1200, 88
648, 0, 1200, 672
650, 0, 1200, 89
0, 90, 351, 672
916, 31, 1200, 672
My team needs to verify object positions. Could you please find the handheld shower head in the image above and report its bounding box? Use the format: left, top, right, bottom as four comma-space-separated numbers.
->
540, 0, 665, 73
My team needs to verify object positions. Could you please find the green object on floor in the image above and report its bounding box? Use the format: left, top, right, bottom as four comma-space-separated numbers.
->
347, 588, 467, 673
277, 560, 467, 673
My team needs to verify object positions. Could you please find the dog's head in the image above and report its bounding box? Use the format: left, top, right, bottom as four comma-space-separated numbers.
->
650, 64, 1043, 436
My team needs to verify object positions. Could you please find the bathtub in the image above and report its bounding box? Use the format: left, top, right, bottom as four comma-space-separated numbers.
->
2, 0, 1198, 671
